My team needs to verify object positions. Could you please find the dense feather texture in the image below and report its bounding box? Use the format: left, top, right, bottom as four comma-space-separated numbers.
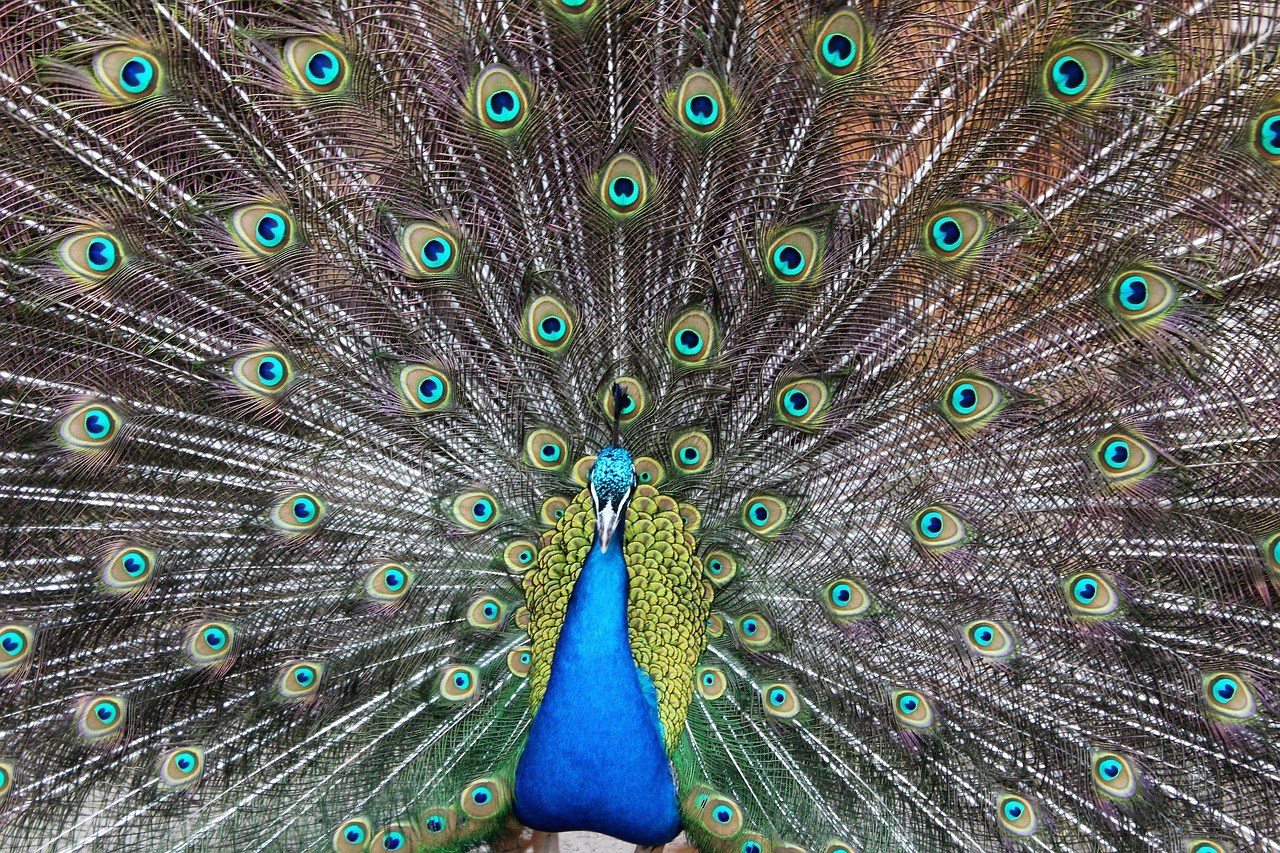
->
2, 0, 1280, 851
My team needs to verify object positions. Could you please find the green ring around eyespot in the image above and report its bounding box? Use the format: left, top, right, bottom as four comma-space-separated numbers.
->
119, 56, 155, 94
684, 94, 719, 127
1052, 55, 1087, 96
86, 237, 118, 271
1260, 115, 1280, 155
485, 89, 521, 123
609, 177, 639, 206
821, 33, 856, 68
931, 217, 962, 251
771, 244, 805, 275
420, 237, 453, 269
1103, 440, 1130, 469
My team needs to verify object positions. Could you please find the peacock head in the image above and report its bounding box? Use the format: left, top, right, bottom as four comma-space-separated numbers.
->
590, 445, 635, 553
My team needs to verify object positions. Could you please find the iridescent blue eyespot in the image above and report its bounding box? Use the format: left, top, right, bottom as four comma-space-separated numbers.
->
84, 408, 113, 440
95, 701, 117, 723
1003, 800, 1023, 821
1073, 577, 1097, 603
0, 630, 23, 655
742, 618, 758, 636
87, 238, 117, 271
418, 376, 444, 404
119, 56, 155, 94
822, 34, 855, 68
685, 94, 718, 126
784, 390, 810, 417
950, 383, 977, 414
421, 237, 452, 269
346, 827, 366, 843
486, 90, 520, 123
919, 511, 944, 538
772, 244, 805, 276
932, 217, 962, 252
609, 177, 639, 206
203, 627, 226, 648
472, 786, 491, 805
748, 503, 770, 526
425, 816, 444, 833
714, 806, 732, 824
1212, 677, 1236, 702
1052, 55, 1087, 95
1117, 275, 1148, 310
539, 316, 566, 342
898, 694, 918, 714
676, 329, 702, 354
255, 213, 286, 248
471, 499, 492, 521
383, 832, 404, 850
1099, 758, 1121, 779
1103, 439, 1130, 469
306, 50, 340, 86
293, 497, 316, 522
1261, 114, 1280, 156
255, 356, 285, 387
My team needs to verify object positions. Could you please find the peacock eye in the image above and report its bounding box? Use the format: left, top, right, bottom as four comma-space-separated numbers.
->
159, 747, 204, 788
476, 65, 529, 133
365, 563, 414, 603
941, 376, 1005, 431
232, 350, 294, 399
776, 378, 829, 426
734, 612, 774, 648
667, 309, 716, 366
1106, 268, 1177, 326
77, 695, 126, 740
741, 495, 788, 538
1255, 109, 1280, 162
284, 38, 349, 94
891, 689, 934, 728
1091, 751, 1137, 799
526, 295, 577, 352
924, 207, 986, 260
525, 427, 569, 471
1065, 571, 1120, 619
822, 578, 872, 620
671, 431, 713, 473
507, 647, 533, 676
1044, 44, 1110, 105
466, 596, 506, 630
996, 794, 1038, 836
702, 549, 738, 587
814, 8, 867, 77
102, 546, 155, 596
93, 47, 164, 102
271, 491, 325, 534
599, 377, 646, 423
676, 70, 727, 135
1203, 671, 1257, 721
59, 403, 123, 453
400, 222, 461, 277
451, 491, 500, 531
59, 231, 126, 284
229, 205, 295, 257
696, 666, 726, 699
963, 620, 1015, 658
599, 154, 648, 217
764, 226, 820, 285
396, 365, 452, 414
762, 683, 800, 718
1090, 431, 1156, 482
910, 505, 968, 550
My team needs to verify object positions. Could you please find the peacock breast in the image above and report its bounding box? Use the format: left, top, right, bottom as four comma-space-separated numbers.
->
523, 481, 713, 754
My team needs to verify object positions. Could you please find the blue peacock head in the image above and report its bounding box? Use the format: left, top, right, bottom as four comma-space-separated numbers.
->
590, 383, 637, 552
590, 445, 635, 553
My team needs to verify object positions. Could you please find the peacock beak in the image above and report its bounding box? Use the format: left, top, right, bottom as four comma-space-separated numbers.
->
596, 502, 623, 553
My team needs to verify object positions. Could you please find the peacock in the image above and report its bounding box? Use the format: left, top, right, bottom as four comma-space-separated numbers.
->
2, 0, 1279, 850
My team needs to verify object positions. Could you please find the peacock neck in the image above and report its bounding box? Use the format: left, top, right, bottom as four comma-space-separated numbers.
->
513, 521, 681, 846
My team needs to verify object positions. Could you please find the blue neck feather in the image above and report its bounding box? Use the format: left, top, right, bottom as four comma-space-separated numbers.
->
514, 525, 681, 845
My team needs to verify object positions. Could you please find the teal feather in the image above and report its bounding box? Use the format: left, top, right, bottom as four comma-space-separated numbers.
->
1, 1, 1280, 852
